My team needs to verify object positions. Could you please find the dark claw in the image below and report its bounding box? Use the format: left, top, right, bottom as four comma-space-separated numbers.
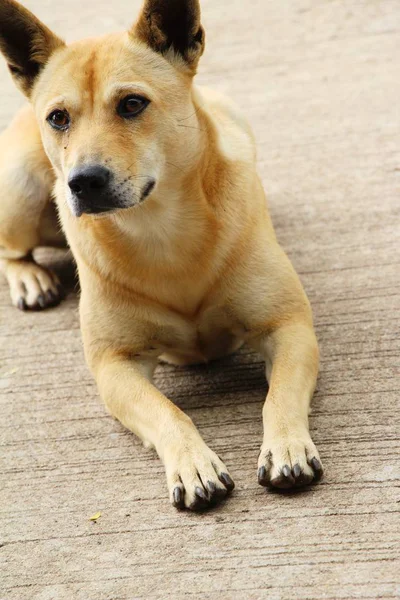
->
293, 465, 314, 487
207, 481, 217, 499
46, 290, 58, 304
258, 465, 270, 487
208, 481, 216, 494
271, 465, 295, 489
293, 463, 302, 479
37, 294, 46, 308
207, 481, 227, 501
219, 472, 235, 491
194, 486, 208, 502
311, 457, 324, 480
172, 486, 184, 509
189, 486, 210, 511
17, 297, 27, 311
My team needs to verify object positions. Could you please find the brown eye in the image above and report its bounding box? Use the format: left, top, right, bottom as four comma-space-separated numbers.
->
47, 109, 70, 131
117, 95, 149, 119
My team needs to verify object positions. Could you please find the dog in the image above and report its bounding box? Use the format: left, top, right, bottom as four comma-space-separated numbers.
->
0, 0, 323, 510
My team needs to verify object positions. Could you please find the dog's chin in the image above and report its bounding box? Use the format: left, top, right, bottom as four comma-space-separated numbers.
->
68, 199, 122, 218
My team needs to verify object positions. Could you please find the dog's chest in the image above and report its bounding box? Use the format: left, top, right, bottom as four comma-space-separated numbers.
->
158, 304, 244, 365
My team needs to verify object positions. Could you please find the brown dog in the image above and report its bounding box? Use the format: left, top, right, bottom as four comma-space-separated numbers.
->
0, 0, 323, 510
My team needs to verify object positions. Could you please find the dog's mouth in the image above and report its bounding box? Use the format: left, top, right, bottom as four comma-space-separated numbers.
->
68, 176, 156, 217
140, 178, 156, 202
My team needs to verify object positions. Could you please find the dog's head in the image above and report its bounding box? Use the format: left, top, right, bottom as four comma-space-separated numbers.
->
0, 0, 205, 217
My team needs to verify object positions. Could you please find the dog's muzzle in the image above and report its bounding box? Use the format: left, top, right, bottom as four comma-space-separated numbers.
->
67, 165, 156, 217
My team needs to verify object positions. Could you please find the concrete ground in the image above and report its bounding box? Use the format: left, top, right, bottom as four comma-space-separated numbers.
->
1, 1, 399, 599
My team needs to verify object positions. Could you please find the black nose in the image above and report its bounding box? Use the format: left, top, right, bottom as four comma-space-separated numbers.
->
68, 165, 111, 200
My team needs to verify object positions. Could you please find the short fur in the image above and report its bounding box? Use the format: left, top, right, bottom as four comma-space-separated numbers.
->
0, 0, 323, 509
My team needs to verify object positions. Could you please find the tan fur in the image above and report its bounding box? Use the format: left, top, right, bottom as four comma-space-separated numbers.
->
0, 0, 323, 509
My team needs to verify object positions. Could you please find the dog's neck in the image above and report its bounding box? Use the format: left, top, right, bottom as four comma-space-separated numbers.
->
112, 109, 214, 258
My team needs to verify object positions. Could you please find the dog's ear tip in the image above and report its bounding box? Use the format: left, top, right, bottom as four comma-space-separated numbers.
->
132, 0, 205, 70
0, 0, 64, 96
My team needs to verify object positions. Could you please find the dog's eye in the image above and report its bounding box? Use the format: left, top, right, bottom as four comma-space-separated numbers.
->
47, 110, 70, 131
118, 95, 149, 119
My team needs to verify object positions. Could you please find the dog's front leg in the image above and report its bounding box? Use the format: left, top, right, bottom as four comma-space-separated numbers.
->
92, 350, 234, 510
252, 321, 323, 489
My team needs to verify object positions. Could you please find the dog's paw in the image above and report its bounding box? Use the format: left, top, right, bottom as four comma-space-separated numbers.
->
257, 429, 323, 490
6, 260, 63, 311
163, 434, 234, 511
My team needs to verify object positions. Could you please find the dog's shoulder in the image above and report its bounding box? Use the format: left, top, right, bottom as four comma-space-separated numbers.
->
194, 85, 256, 164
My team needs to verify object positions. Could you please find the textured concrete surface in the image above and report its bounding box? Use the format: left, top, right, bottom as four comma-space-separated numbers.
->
1, 1, 399, 599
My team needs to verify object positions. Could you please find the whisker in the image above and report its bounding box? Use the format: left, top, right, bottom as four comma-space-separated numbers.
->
165, 160, 185, 173
177, 124, 206, 132
119, 169, 150, 180
177, 104, 203, 123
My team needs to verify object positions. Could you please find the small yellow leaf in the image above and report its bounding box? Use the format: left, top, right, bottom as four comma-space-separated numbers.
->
1, 368, 19, 378
89, 511, 102, 521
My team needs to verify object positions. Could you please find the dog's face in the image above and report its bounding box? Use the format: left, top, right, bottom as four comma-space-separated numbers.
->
0, 0, 205, 217
33, 35, 199, 218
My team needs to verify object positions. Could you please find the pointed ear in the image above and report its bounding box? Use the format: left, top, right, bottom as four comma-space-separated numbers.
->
132, 0, 205, 72
0, 0, 65, 97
